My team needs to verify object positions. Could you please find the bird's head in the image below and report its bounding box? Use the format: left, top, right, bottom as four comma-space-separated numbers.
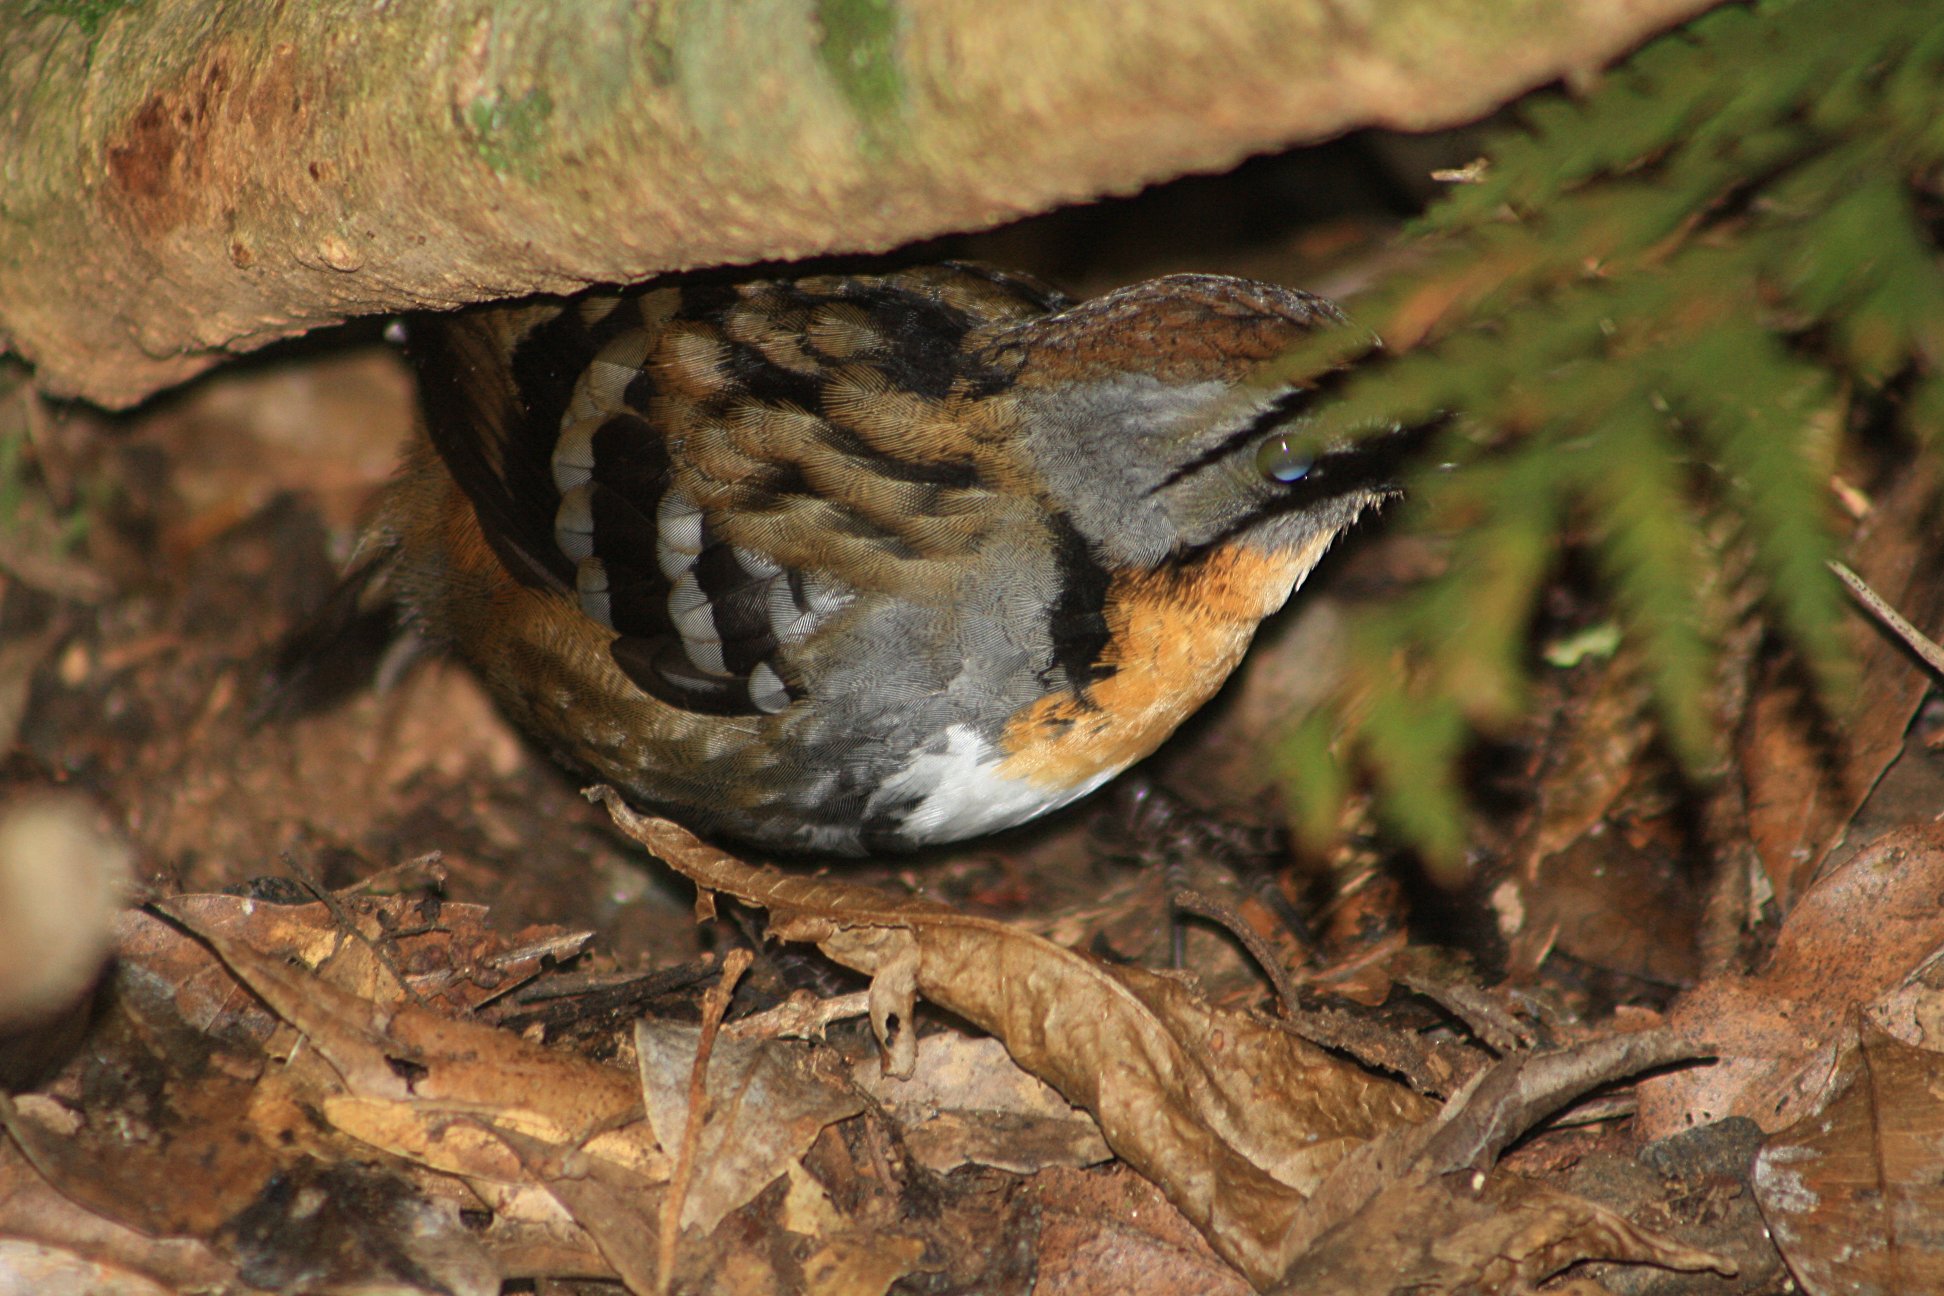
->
989, 274, 1402, 569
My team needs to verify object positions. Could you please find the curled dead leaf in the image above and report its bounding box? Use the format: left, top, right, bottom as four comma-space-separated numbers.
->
1754, 1026, 1944, 1295
597, 792, 1430, 1287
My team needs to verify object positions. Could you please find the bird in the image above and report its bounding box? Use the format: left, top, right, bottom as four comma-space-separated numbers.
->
360, 262, 1404, 856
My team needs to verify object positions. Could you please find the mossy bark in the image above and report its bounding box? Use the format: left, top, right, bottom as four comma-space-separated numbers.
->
0, 0, 1722, 407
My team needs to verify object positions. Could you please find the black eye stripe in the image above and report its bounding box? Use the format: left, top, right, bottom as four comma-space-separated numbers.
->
1149, 388, 1316, 495
1164, 421, 1428, 564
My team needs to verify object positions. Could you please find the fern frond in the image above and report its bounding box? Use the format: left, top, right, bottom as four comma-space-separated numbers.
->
1280, 0, 1944, 871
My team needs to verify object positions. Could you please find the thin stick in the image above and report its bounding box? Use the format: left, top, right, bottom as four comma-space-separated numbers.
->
282, 851, 432, 1010
1829, 560, 1944, 679
656, 947, 753, 1296
1171, 888, 1303, 1014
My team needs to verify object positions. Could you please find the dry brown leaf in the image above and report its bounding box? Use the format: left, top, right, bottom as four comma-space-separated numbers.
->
799, 1232, 930, 1296
490, 1124, 666, 1294
1262, 1034, 1735, 1294
4, 1080, 497, 1296
1521, 664, 1655, 871
1635, 823, 1944, 1139
1269, 998, 1482, 1099
3, 1069, 285, 1241
1753, 1027, 1944, 1295
0, 1137, 241, 1295
1492, 643, 1703, 988
1742, 462, 1944, 910
603, 803, 1741, 1291
121, 892, 592, 1020
137, 347, 413, 535
853, 1033, 1112, 1175
3, 918, 345, 1251
636, 1019, 864, 1235
1272, 1171, 1730, 1296
218, 1160, 498, 1296
596, 793, 1432, 1287
153, 899, 672, 1284
1026, 1165, 1253, 1296
1524, 832, 1700, 988
0, 1240, 179, 1296
778, 1159, 846, 1237
159, 900, 650, 1142
3, 903, 511, 1294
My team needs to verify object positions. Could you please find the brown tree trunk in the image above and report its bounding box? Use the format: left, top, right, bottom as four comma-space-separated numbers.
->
1, 0, 1722, 408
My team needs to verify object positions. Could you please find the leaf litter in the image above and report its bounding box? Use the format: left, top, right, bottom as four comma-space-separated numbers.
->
7, 192, 1944, 1296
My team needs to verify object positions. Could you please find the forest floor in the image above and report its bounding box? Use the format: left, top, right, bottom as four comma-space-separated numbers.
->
3, 151, 1942, 1295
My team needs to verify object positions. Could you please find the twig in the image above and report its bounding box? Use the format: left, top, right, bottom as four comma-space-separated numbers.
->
1392, 968, 1536, 1054
1829, 559, 1944, 679
281, 850, 431, 1010
1171, 888, 1303, 1014
724, 988, 871, 1042
657, 947, 753, 1296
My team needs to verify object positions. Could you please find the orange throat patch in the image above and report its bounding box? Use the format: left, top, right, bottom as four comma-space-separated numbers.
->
995, 536, 1329, 791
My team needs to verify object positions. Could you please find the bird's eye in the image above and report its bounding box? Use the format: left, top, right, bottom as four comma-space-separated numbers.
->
1255, 432, 1314, 483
